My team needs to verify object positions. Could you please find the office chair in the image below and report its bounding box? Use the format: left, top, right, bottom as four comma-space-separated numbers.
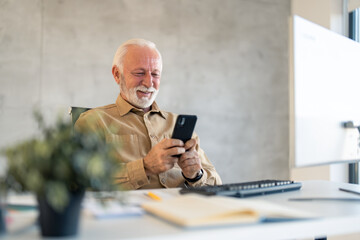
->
69, 107, 91, 126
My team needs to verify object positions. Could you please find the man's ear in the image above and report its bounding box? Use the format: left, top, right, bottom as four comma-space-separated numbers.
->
112, 66, 120, 84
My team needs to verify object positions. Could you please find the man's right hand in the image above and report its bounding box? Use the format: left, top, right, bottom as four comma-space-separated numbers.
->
143, 138, 185, 175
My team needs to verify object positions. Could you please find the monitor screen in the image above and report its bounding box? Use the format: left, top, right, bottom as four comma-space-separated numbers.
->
290, 15, 360, 167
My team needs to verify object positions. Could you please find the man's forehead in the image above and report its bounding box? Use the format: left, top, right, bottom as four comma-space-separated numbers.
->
124, 45, 162, 67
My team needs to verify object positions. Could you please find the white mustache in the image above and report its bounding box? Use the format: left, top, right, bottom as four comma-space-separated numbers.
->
136, 86, 156, 93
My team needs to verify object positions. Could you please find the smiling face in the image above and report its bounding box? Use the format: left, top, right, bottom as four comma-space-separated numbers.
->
112, 45, 162, 112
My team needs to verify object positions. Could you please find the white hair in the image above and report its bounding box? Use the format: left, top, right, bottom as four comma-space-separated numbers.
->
112, 38, 162, 74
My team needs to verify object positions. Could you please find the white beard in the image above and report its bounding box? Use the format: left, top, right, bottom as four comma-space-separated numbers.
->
120, 80, 159, 109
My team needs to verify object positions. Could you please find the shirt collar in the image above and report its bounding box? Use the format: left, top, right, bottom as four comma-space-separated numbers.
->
116, 94, 166, 119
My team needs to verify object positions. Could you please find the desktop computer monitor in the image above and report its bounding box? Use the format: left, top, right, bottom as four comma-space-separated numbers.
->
289, 15, 360, 168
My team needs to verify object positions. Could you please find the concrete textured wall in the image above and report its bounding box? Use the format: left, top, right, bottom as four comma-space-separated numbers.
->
0, 0, 290, 183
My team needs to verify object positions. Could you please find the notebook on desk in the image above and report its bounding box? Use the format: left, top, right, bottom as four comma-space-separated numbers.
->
141, 194, 314, 228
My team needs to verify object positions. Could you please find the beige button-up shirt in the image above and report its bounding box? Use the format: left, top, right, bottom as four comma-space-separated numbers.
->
75, 95, 222, 190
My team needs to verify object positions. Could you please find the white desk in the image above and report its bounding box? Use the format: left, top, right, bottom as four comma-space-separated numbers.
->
4, 180, 360, 240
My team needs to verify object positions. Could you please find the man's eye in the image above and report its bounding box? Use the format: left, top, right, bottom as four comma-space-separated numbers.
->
152, 73, 160, 77
134, 72, 144, 76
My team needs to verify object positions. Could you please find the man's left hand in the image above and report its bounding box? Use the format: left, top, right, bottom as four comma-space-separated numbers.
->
178, 138, 202, 179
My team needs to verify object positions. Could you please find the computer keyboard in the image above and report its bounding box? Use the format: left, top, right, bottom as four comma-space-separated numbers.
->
180, 179, 302, 198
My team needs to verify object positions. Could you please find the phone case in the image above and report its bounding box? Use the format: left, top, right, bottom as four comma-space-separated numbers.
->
171, 115, 197, 142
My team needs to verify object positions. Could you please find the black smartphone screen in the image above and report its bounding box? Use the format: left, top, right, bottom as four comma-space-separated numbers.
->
171, 115, 197, 143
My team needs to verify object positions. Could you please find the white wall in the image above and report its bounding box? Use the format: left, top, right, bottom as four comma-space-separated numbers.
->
349, 0, 360, 11
0, 0, 291, 183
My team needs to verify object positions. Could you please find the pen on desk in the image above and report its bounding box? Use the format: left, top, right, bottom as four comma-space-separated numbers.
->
339, 187, 360, 196
147, 191, 162, 201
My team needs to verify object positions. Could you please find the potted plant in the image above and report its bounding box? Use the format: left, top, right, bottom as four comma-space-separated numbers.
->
2, 111, 120, 237
0, 181, 5, 236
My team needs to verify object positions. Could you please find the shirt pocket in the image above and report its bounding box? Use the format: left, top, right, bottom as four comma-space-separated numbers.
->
105, 134, 141, 163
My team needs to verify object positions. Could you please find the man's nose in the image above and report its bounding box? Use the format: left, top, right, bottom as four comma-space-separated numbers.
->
142, 74, 153, 88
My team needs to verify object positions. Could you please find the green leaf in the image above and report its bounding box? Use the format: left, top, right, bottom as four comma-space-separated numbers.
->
45, 182, 69, 212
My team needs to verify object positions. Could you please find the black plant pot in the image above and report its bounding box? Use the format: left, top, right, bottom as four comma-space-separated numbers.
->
37, 189, 85, 237
0, 208, 6, 235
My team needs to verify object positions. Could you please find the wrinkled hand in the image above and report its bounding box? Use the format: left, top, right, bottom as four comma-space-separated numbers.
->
143, 138, 185, 175
178, 139, 202, 179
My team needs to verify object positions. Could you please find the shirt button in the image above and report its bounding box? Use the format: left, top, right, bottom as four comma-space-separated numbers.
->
160, 178, 166, 185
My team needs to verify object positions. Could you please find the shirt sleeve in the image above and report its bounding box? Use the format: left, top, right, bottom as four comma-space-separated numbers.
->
114, 158, 150, 190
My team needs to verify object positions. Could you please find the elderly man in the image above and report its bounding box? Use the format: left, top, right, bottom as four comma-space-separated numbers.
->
75, 38, 221, 190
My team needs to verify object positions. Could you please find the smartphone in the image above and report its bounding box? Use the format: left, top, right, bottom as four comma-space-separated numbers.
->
171, 115, 197, 143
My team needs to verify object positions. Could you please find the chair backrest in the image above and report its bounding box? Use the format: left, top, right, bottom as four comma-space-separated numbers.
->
69, 107, 91, 126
